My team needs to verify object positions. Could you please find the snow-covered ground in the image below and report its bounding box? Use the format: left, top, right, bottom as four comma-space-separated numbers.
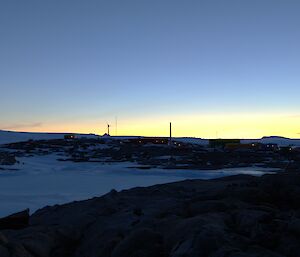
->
0, 130, 98, 145
0, 153, 277, 217
177, 136, 300, 147
0, 130, 289, 218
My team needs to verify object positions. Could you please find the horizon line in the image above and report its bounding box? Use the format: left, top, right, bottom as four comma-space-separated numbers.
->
1, 129, 300, 141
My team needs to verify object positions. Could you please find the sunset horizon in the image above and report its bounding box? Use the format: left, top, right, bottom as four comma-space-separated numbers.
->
2, 111, 300, 140
1, 1, 300, 140
1, 2, 300, 255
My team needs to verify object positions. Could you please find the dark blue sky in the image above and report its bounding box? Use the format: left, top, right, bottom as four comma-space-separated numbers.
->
1, 0, 300, 137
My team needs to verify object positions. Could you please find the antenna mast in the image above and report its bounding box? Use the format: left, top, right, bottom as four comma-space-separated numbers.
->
169, 122, 172, 146
115, 116, 118, 136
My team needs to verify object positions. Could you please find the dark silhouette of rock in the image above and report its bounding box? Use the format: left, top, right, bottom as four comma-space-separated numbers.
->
0, 209, 29, 230
1, 172, 300, 257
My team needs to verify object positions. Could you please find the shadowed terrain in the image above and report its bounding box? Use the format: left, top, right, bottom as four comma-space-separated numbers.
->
0, 171, 300, 257
2, 137, 299, 170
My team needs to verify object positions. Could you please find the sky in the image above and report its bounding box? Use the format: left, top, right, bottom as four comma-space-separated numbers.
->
0, 0, 300, 138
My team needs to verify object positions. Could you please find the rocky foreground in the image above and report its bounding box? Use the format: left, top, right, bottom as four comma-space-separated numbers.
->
1, 172, 300, 257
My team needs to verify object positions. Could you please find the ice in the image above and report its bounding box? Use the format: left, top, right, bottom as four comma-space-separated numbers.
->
0, 153, 275, 217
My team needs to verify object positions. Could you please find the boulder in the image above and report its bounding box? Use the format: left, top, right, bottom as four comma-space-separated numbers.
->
0, 209, 29, 230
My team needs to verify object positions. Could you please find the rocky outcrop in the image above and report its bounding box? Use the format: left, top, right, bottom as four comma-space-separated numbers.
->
0, 209, 29, 230
1, 172, 300, 257
0, 152, 16, 165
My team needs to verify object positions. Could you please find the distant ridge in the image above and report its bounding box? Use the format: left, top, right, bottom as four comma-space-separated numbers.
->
262, 136, 289, 139
0, 130, 97, 145
1, 130, 300, 147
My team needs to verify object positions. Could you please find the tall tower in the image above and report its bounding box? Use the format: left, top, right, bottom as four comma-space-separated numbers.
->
169, 122, 172, 146
115, 116, 118, 136
107, 124, 110, 136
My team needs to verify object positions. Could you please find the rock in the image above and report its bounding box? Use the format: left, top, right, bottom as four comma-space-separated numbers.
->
21, 232, 55, 257
288, 218, 300, 236
231, 209, 270, 237
111, 228, 164, 257
133, 208, 143, 216
5, 242, 33, 257
0, 209, 29, 230
0, 152, 17, 165
0, 172, 300, 257
0, 245, 10, 257
186, 199, 231, 216
278, 235, 300, 257
0, 232, 8, 244
166, 215, 230, 257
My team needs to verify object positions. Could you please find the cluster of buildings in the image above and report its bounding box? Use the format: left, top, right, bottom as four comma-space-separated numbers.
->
63, 122, 300, 154
208, 139, 280, 151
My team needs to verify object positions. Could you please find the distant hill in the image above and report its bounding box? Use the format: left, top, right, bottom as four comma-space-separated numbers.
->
0, 130, 98, 145
176, 136, 300, 147
1, 130, 300, 147
241, 136, 300, 147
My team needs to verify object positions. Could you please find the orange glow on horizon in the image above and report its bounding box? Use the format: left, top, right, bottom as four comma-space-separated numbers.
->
6, 113, 300, 139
